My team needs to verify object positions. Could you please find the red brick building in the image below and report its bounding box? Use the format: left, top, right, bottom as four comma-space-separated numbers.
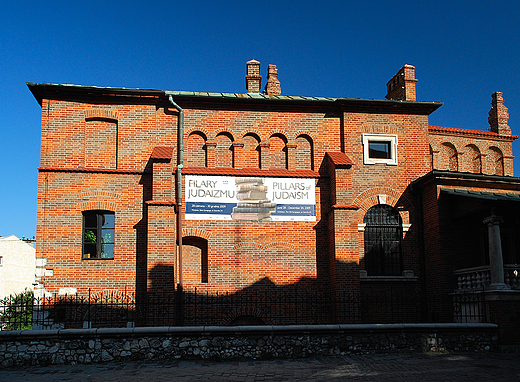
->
28, 61, 520, 337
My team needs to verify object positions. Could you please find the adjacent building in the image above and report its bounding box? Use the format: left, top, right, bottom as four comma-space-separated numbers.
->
0, 235, 36, 299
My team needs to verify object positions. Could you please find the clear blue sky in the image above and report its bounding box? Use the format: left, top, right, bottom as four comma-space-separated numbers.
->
1, 1, 519, 238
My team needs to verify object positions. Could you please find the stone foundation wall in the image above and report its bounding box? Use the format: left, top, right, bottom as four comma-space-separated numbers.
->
0, 323, 498, 367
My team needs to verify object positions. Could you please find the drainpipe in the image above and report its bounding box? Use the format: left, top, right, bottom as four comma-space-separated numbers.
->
167, 94, 184, 289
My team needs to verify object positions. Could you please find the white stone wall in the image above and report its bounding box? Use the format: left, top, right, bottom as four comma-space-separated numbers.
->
0, 324, 498, 367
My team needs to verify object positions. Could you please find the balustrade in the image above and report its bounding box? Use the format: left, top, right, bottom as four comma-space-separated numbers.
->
455, 265, 519, 290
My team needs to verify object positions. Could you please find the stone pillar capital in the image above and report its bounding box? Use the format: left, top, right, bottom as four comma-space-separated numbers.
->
483, 214, 504, 225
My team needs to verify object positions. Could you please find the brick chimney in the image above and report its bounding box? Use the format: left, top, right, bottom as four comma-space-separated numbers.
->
385, 64, 417, 101
265, 64, 281, 96
488, 91, 511, 135
246, 59, 262, 93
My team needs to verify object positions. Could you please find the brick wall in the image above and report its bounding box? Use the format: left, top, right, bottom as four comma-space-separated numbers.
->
37, 99, 341, 296
30, 65, 518, 330
429, 127, 515, 176
36, 171, 147, 295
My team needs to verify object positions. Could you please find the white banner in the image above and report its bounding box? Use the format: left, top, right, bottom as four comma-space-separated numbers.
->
185, 175, 316, 221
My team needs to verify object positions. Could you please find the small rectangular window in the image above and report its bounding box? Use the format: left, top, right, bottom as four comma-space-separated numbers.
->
83, 211, 115, 260
0, 256, 3, 266
369, 141, 391, 159
363, 134, 398, 165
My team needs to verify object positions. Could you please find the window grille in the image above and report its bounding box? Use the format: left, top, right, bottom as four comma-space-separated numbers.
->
364, 204, 402, 275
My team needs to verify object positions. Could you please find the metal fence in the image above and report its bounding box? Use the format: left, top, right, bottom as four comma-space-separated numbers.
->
451, 289, 487, 323
0, 291, 33, 330
1, 286, 422, 330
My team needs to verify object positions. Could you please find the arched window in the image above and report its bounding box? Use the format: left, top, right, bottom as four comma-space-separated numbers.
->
440, 142, 458, 171
183, 237, 208, 283
242, 133, 261, 168
488, 146, 504, 176
465, 144, 482, 174
85, 117, 118, 169
269, 134, 288, 169
296, 134, 314, 170
186, 131, 207, 167
215, 132, 234, 168
364, 205, 402, 276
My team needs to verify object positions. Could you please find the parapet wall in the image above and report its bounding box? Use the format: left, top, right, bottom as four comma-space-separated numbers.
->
0, 323, 497, 367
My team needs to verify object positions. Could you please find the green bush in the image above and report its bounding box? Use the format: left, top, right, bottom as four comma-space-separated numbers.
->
0, 290, 33, 330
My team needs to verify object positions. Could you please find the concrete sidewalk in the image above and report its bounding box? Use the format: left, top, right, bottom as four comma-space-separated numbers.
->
2, 352, 519, 381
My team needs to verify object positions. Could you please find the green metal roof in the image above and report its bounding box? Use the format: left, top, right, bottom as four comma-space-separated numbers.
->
26, 82, 443, 115
165, 90, 337, 102
440, 187, 520, 202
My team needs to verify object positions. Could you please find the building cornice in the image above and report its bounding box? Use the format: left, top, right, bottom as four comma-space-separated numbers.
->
38, 167, 146, 175
429, 126, 518, 141
182, 167, 320, 178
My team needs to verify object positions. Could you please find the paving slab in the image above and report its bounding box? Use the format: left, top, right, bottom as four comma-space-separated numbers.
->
1, 352, 519, 381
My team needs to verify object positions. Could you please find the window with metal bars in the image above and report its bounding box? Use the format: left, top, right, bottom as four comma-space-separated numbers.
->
364, 204, 402, 275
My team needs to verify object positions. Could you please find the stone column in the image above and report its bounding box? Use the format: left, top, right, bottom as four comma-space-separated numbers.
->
483, 213, 509, 290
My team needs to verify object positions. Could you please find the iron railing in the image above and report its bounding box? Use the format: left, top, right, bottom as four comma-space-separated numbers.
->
0, 286, 422, 330
451, 288, 487, 323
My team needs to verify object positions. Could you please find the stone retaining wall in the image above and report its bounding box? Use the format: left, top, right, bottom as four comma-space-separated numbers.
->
0, 323, 498, 367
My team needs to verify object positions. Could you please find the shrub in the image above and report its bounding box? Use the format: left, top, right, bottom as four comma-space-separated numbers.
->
0, 290, 33, 330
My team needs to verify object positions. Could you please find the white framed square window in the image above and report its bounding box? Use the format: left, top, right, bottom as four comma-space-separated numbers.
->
362, 134, 398, 166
